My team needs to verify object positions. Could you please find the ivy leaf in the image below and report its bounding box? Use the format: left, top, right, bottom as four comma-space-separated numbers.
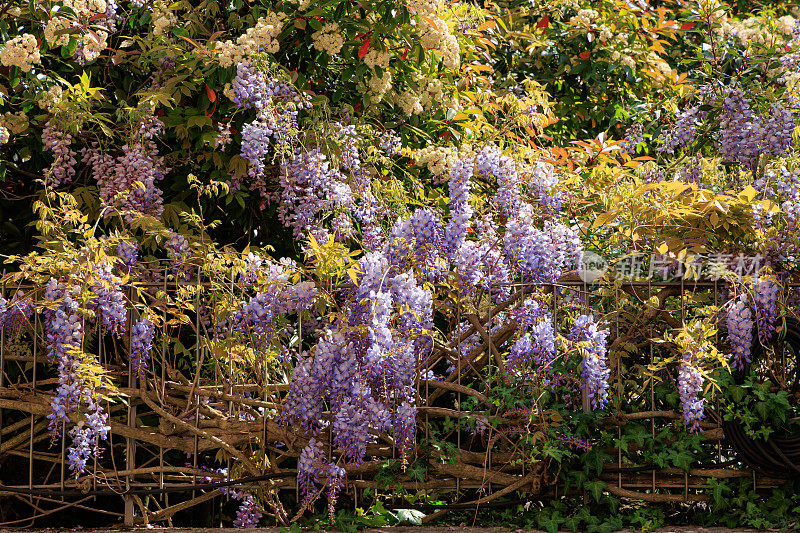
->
539, 512, 563, 533
584, 480, 606, 502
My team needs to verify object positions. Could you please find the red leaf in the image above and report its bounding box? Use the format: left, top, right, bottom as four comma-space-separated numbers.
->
578, 51, 590, 60
537, 15, 549, 29
206, 85, 216, 103
358, 39, 370, 58
402, 48, 409, 60
680, 22, 696, 30
205, 96, 217, 117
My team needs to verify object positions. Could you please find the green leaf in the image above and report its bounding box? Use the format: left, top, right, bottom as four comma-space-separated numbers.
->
62, 37, 78, 58
584, 480, 606, 502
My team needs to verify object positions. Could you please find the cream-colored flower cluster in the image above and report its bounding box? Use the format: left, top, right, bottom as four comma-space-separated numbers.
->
598, 25, 613, 42
44, 0, 107, 43
1, 34, 41, 72
213, 12, 285, 68
714, 14, 797, 48
777, 15, 798, 36
418, 76, 443, 110
44, 17, 73, 47
443, 93, 463, 117
418, 16, 460, 69
152, 1, 177, 36
38, 85, 64, 112
570, 9, 599, 26
83, 30, 109, 61
406, 0, 442, 16
223, 83, 236, 102
44, 0, 110, 61
411, 145, 459, 179
1, 111, 29, 135
363, 48, 391, 70
645, 51, 675, 88
395, 90, 424, 116
312, 23, 344, 56
611, 50, 636, 69
367, 72, 392, 103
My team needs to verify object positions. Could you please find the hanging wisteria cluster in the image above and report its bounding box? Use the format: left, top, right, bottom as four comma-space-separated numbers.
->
724, 276, 782, 373
568, 315, 611, 410
678, 355, 705, 433
0, 294, 34, 333
82, 113, 168, 219
658, 85, 797, 177
726, 295, 754, 371
42, 278, 112, 476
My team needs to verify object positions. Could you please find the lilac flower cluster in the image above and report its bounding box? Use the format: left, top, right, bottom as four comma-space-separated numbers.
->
379, 131, 402, 155
336, 123, 363, 178
393, 401, 417, 456
82, 115, 168, 219
165, 233, 191, 280
569, 314, 610, 410
235, 291, 279, 348
233, 62, 312, 195
444, 158, 473, 254
678, 355, 705, 433
43, 279, 110, 475
554, 433, 592, 451
282, 232, 435, 483
43, 279, 84, 435
297, 437, 325, 505
42, 122, 77, 187
476, 146, 521, 217
241, 252, 262, 286
726, 296, 753, 370
231, 491, 263, 528
658, 106, 706, 154
530, 162, 563, 212
0, 294, 34, 333
504, 204, 582, 282
718, 89, 796, 173
215, 122, 233, 149
752, 277, 780, 344
279, 149, 354, 238
116, 241, 138, 268
619, 123, 644, 154
507, 299, 555, 373
89, 261, 126, 334
66, 392, 111, 475
130, 318, 155, 378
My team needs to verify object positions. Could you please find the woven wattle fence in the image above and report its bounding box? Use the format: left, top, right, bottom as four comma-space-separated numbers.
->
0, 276, 795, 527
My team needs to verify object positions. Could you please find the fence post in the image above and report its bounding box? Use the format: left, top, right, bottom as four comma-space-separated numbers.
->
124, 496, 135, 526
